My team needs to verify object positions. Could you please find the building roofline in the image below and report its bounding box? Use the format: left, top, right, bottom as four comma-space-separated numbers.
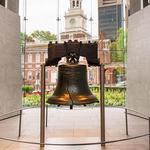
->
60, 30, 91, 36
98, 3, 121, 8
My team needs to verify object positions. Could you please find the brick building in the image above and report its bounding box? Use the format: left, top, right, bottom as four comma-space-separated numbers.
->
21, 38, 116, 91
21, 43, 58, 92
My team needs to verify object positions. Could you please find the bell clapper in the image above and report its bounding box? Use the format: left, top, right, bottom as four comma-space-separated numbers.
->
70, 105, 73, 110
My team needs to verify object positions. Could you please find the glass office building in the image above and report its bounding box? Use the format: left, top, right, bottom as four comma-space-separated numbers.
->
98, 4, 122, 40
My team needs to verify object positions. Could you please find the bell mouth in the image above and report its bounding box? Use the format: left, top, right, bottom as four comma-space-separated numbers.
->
47, 95, 99, 109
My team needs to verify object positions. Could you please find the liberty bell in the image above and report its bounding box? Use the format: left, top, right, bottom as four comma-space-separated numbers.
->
47, 51, 98, 109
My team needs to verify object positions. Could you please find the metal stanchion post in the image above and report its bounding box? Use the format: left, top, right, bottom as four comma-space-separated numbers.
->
100, 64, 105, 146
40, 64, 46, 147
18, 109, 22, 137
46, 105, 48, 127
125, 108, 128, 135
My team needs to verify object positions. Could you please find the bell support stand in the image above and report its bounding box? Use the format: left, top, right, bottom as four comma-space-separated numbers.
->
100, 64, 105, 146
40, 63, 46, 147
40, 40, 106, 147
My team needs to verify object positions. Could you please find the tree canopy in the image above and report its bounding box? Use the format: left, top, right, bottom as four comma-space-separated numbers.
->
20, 30, 57, 51
20, 32, 35, 48
20, 32, 26, 48
110, 28, 128, 62
31, 30, 57, 41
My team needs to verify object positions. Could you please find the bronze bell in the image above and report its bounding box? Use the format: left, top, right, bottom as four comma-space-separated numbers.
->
47, 62, 98, 109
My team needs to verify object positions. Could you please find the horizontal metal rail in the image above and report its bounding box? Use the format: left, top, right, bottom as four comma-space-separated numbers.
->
0, 114, 20, 122
0, 107, 149, 119
0, 107, 35, 118
124, 107, 149, 119
127, 112, 149, 121
0, 133, 149, 146
0, 106, 149, 147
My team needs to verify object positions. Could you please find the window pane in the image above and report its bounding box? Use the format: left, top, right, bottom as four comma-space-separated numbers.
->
36, 53, 40, 63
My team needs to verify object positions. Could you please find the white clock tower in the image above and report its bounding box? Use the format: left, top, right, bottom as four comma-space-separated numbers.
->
60, 0, 91, 42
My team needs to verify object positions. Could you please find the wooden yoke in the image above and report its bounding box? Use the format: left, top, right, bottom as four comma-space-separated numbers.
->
45, 40, 100, 66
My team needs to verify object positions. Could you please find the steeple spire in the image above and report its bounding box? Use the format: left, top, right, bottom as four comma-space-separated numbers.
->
60, 0, 90, 42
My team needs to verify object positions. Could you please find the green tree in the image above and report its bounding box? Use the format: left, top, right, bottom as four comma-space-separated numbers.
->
20, 32, 26, 49
110, 41, 118, 62
110, 28, 128, 62
116, 66, 125, 75
20, 32, 34, 49
26, 35, 35, 42
31, 30, 57, 41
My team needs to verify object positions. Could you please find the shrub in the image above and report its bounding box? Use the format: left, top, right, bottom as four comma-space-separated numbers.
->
93, 89, 125, 106
22, 93, 51, 107
23, 94, 40, 107
22, 85, 34, 93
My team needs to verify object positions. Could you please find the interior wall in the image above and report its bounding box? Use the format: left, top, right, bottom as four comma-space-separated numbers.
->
127, 5, 150, 116
129, 0, 141, 15
0, 5, 22, 117
0, 0, 5, 7
7, 0, 19, 14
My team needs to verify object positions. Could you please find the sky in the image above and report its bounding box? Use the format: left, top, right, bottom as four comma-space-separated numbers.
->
19, 0, 98, 38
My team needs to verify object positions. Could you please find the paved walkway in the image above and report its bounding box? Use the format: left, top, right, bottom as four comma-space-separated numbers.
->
0, 107, 149, 150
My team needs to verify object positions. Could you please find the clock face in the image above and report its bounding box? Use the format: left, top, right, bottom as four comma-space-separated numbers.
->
70, 18, 76, 26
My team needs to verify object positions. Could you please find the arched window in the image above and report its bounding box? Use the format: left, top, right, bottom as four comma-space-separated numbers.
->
44, 53, 48, 61
36, 53, 40, 63
51, 71, 57, 83
77, 0, 79, 7
28, 71, 32, 80
45, 70, 48, 80
36, 71, 40, 80
89, 68, 94, 81
28, 53, 32, 63
73, 0, 75, 8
